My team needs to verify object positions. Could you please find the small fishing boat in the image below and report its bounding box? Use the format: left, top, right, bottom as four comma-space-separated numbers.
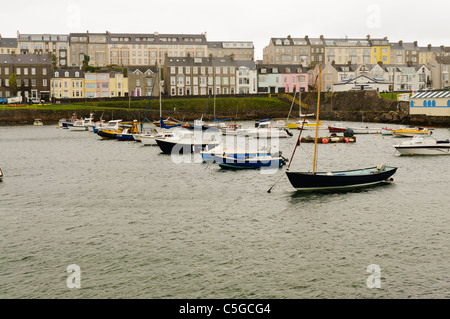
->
214, 152, 288, 170
393, 135, 450, 155
393, 126, 432, 137
284, 66, 398, 192
33, 119, 43, 126
201, 145, 271, 163
97, 120, 138, 140
349, 126, 382, 134
328, 123, 347, 133
286, 165, 398, 191
153, 117, 182, 128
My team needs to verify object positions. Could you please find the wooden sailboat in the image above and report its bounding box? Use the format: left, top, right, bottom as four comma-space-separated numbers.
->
284, 65, 398, 192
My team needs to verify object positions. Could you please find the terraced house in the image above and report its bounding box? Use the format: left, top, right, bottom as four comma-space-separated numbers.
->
208, 41, 254, 61
17, 32, 69, 67
0, 35, 17, 54
164, 55, 257, 97
0, 54, 51, 102
107, 32, 209, 68
51, 69, 84, 99
127, 66, 159, 97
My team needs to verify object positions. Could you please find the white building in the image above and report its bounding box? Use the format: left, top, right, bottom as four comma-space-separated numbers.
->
333, 72, 391, 92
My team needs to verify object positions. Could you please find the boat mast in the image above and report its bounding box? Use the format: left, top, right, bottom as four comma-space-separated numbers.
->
159, 65, 162, 119
312, 65, 322, 175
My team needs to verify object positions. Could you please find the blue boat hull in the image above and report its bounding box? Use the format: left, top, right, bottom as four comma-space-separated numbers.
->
215, 155, 285, 169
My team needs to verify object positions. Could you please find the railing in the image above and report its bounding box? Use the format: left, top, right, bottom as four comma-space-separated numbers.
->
272, 93, 309, 109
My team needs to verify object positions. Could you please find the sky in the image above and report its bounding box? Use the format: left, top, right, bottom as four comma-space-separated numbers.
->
2, 0, 449, 60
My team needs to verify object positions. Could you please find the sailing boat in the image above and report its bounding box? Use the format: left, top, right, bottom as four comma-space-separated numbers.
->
140, 67, 177, 145
152, 68, 183, 128
285, 65, 398, 192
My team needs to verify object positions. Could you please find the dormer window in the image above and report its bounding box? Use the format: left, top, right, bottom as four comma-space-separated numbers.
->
55, 71, 59, 77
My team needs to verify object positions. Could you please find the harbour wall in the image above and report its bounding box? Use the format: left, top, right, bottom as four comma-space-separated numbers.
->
0, 91, 449, 127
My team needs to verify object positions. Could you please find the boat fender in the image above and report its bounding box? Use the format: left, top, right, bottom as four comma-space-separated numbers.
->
344, 137, 349, 143
322, 138, 329, 144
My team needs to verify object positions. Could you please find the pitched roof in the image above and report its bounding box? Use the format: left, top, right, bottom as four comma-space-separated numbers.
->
0, 53, 52, 65
0, 37, 17, 48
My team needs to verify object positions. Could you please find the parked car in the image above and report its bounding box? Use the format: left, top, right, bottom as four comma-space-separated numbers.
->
0, 97, 7, 104
30, 98, 45, 104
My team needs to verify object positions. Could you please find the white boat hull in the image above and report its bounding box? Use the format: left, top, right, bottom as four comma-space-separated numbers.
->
395, 146, 450, 155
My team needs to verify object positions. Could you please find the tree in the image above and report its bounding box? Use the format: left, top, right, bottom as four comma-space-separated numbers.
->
51, 53, 58, 69
9, 73, 18, 96
82, 55, 90, 72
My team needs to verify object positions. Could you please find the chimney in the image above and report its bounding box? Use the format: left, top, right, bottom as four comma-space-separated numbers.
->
366, 34, 370, 40
377, 61, 383, 67
287, 35, 291, 39
441, 45, 445, 50
428, 44, 432, 49
305, 35, 309, 41
399, 40, 403, 46
320, 35, 324, 40
414, 41, 418, 47
384, 36, 388, 41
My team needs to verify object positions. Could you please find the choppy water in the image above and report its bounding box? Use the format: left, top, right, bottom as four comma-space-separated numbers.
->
1, 122, 449, 299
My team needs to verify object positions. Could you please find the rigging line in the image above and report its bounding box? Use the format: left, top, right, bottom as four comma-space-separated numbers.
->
286, 90, 297, 121
287, 74, 319, 170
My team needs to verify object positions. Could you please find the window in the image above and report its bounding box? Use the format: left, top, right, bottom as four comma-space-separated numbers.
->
31, 68, 36, 75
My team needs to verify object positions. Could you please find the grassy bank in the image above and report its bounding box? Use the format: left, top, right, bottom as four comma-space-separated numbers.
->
1, 97, 289, 113
71, 96, 288, 112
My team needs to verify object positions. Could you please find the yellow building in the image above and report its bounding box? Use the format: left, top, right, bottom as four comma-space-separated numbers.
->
370, 38, 390, 64
109, 71, 128, 97
51, 69, 84, 99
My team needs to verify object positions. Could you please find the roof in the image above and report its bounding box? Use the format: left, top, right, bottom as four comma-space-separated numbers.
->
127, 65, 158, 75
257, 64, 307, 74
53, 69, 84, 77
0, 37, 17, 48
0, 53, 52, 65
166, 56, 256, 68
107, 33, 207, 45
411, 91, 450, 99
334, 72, 391, 85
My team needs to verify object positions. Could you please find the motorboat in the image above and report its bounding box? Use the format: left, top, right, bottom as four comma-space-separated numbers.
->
68, 119, 88, 131
393, 126, 432, 137
155, 130, 220, 154
140, 130, 175, 146
33, 119, 43, 126
393, 135, 450, 155
201, 145, 271, 163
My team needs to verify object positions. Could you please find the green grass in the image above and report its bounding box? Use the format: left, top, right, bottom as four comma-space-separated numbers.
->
2, 97, 289, 112
379, 93, 402, 101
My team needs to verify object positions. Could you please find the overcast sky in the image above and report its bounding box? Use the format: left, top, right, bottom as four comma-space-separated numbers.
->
2, 0, 449, 60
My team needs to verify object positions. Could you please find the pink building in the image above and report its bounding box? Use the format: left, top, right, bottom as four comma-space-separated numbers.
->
281, 67, 309, 93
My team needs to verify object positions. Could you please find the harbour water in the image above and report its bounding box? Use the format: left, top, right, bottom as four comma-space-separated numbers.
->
0, 122, 449, 299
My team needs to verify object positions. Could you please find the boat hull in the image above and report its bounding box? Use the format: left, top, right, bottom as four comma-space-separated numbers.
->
286, 166, 397, 191
156, 139, 218, 154
97, 130, 118, 140
394, 145, 450, 155
215, 156, 285, 169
